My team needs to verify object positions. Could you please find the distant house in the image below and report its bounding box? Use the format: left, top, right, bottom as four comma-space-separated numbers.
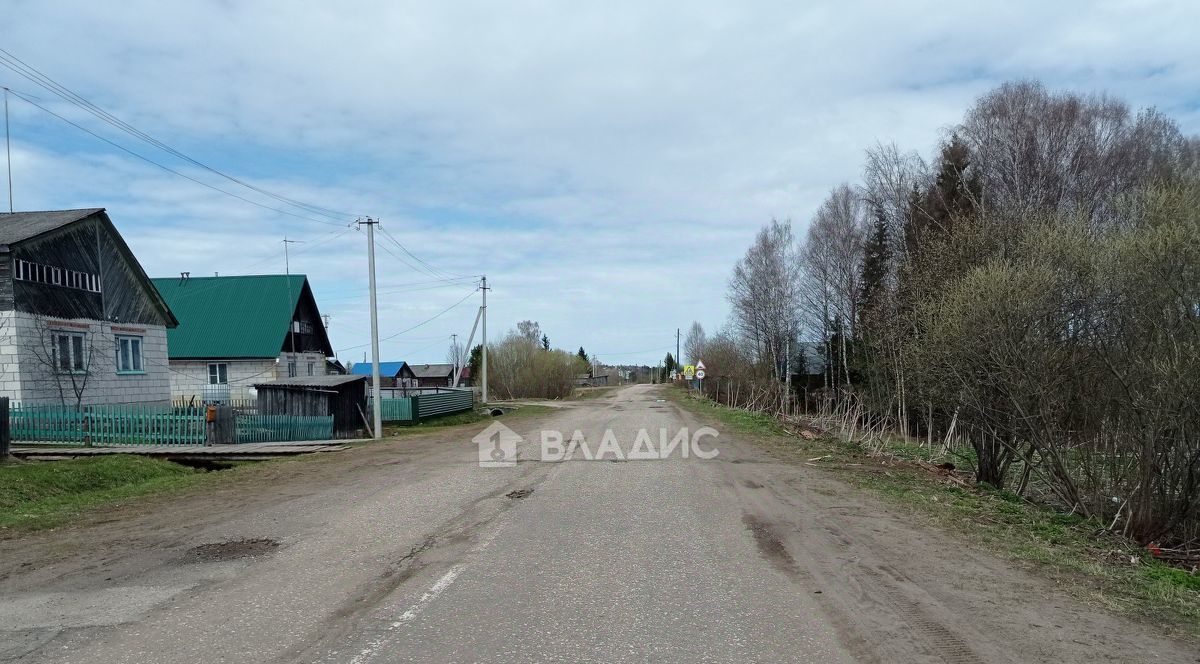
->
151, 274, 334, 403
0, 209, 178, 406
574, 373, 609, 387
350, 361, 407, 387
402, 363, 456, 388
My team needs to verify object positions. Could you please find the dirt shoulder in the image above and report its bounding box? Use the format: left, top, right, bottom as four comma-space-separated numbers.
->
0, 407, 559, 582
666, 386, 1200, 650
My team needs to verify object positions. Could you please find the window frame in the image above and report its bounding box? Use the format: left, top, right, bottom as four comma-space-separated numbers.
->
208, 362, 229, 385
50, 331, 89, 374
115, 335, 145, 374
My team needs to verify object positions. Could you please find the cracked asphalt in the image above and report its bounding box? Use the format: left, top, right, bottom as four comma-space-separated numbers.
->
0, 384, 1194, 663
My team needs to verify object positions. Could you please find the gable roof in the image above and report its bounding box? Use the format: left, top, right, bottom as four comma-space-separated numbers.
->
0, 208, 177, 327
350, 361, 406, 377
0, 208, 104, 245
409, 363, 455, 378
151, 274, 332, 359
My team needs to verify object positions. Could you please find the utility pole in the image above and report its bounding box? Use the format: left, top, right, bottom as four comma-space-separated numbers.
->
676, 327, 681, 370
282, 237, 301, 371
480, 275, 489, 403
450, 333, 459, 386
358, 218, 382, 439
4, 87, 12, 213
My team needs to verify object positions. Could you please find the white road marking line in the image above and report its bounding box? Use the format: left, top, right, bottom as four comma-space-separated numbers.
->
393, 565, 463, 627
347, 523, 506, 664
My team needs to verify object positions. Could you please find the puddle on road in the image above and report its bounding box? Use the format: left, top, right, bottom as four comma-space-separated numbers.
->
186, 538, 280, 562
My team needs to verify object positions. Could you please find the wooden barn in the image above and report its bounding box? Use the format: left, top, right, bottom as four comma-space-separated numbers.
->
252, 374, 368, 439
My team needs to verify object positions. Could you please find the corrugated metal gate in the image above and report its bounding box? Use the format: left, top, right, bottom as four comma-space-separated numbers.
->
413, 389, 474, 419
371, 389, 473, 423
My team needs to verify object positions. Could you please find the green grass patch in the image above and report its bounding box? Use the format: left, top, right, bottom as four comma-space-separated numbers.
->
0, 456, 211, 532
668, 387, 1200, 638
662, 388, 788, 438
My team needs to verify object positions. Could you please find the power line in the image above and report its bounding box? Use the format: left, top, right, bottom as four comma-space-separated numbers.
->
335, 288, 478, 352
592, 346, 674, 357
6, 89, 346, 227
158, 225, 357, 305
318, 278, 480, 302
376, 223, 464, 282
0, 48, 359, 222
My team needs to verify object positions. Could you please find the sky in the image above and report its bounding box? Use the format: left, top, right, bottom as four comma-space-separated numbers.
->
2, 1, 1198, 367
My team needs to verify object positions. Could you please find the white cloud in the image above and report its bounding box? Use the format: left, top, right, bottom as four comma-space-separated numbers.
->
3, 0, 1198, 364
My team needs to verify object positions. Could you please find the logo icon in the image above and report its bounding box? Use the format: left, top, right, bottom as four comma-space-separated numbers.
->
473, 421, 522, 467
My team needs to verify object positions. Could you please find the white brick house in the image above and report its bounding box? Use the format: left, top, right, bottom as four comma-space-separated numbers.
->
151, 274, 335, 403
0, 209, 178, 406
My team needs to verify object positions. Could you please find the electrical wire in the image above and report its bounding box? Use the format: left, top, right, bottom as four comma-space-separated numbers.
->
335, 289, 478, 352
376, 223, 467, 283
6, 89, 346, 227
0, 48, 359, 222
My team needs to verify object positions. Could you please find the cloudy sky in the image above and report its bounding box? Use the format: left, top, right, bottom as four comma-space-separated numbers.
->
3, 1, 1198, 366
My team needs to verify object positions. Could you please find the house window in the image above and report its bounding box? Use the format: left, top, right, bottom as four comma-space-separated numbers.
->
51, 331, 88, 373
292, 320, 314, 335
115, 336, 144, 373
307, 361, 315, 376
287, 361, 297, 378
208, 363, 228, 385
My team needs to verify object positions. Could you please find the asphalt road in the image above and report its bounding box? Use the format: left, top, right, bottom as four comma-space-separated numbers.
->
0, 384, 1193, 663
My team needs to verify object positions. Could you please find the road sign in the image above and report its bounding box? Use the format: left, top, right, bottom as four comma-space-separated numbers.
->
683, 365, 696, 379
695, 369, 706, 380
696, 360, 706, 371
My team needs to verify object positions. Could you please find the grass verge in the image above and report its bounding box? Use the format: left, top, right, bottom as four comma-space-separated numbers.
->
665, 387, 1200, 638
0, 456, 215, 533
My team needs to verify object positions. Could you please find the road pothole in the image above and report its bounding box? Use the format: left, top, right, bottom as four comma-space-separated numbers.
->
186, 538, 280, 562
506, 488, 533, 500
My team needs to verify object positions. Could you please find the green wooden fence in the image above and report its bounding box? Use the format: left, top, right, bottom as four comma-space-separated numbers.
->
10, 403, 206, 446
235, 413, 334, 443
370, 398, 414, 423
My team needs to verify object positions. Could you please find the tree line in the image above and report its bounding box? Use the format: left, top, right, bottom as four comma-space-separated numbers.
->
691, 80, 1200, 546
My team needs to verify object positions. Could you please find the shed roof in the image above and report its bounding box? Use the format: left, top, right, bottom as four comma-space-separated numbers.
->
151, 274, 332, 359
351, 361, 406, 377
409, 363, 454, 378
253, 374, 367, 389
0, 208, 104, 244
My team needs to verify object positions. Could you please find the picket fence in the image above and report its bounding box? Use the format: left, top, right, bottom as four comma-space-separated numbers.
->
235, 413, 334, 443
10, 403, 206, 446
10, 403, 333, 446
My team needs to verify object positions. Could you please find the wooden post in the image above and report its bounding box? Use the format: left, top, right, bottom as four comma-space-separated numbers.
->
0, 397, 10, 460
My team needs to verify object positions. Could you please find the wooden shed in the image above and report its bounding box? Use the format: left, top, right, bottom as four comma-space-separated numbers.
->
252, 374, 368, 439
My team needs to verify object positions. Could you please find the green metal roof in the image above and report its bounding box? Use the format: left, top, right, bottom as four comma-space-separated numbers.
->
151, 274, 327, 359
